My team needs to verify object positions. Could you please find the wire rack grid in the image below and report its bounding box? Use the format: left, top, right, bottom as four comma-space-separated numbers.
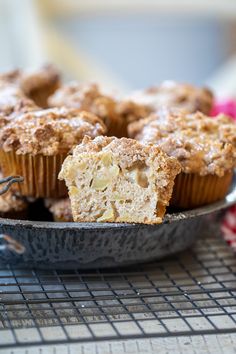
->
0, 227, 236, 349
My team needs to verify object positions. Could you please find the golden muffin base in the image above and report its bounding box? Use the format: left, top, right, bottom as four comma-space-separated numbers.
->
171, 171, 233, 209
0, 150, 68, 198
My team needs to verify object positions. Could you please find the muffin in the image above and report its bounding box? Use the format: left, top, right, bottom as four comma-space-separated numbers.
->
0, 65, 60, 108
0, 108, 107, 198
45, 198, 73, 222
128, 110, 236, 209
115, 99, 152, 133
0, 85, 38, 120
0, 69, 21, 85
127, 81, 214, 116
59, 136, 181, 224
20, 64, 60, 108
48, 82, 125, 136
0, 173, 28, 219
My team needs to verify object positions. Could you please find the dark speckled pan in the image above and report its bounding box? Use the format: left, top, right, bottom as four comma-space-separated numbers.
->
0, 177, 235, 269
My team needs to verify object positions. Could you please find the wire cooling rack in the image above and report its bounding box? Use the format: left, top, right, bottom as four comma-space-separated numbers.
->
0, 226, 236, 349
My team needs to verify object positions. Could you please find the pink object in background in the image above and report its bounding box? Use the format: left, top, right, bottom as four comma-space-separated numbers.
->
222, 206, 236, 252
211, 99, 236, 120
212, 98, 236, 251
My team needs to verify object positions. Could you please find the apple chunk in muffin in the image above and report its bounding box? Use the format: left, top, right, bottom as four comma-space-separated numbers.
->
59, 136, 181, 224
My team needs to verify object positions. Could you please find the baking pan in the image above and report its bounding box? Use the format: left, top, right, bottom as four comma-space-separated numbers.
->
0, 175, 235, 269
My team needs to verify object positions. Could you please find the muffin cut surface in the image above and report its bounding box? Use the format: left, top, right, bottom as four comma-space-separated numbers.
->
59, 136, 181, 224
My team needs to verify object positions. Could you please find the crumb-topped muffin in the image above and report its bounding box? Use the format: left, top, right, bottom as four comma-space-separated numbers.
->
129, 110, 236, 208
0, 69, 21, 85
49, 82, 125, 136
0, 65, 60, 108
127, 81, 214, 116
0, 85, 39, 131
0, 107, 106, 198
20, 64, 60, 108
59, 136, 181, 224
116, 99, 152, 126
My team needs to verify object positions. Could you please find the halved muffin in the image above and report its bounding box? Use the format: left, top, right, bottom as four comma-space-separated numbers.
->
59, 136, 181, 224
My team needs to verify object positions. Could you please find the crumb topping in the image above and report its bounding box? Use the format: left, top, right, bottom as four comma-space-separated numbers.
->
128, 110, 236, 176
116, 100, 152, 124
0, 69, 21, 85
71, 135, 181, 172
0, 108, 107, 155
127, 81, 214, 115
48, 82, 122, 131
0, 85, 38, 116
49, 82, 108, 109
0, 85, 38, 129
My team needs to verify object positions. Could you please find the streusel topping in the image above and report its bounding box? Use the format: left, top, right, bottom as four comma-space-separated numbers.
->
128, 110, 236, 176
0, 108, 107, 155
127, 81, 214, 115
0, 85, 38, 129
48, 82, 126, 135
49, 82, 107, 109
72, 135, 181, 172
0, 69, 21, 85
116, 100, 152, 124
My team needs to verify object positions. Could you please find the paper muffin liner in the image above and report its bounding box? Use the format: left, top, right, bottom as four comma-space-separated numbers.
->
0, 150, 68, 198
170, 171, 233, 209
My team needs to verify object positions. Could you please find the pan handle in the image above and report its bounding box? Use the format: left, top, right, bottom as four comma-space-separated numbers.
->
0, 175, 24, 195
0, 234, 25, 254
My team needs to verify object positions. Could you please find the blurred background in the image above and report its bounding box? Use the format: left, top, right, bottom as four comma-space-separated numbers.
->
0, 0, 236, 96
